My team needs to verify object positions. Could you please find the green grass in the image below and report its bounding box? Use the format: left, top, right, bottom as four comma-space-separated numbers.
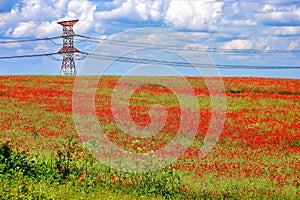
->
0, 76, 299, 199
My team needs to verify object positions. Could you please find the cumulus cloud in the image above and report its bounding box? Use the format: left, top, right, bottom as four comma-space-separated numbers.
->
272, 26, 300, 36
229, 19, 256, 26
2, 0, 299, 40
14, 0, 67, 21
0, 0, 299, 60
223, 39, 254, 50
34, 42, 49, 52
165, 0, 223, 30
35, 21, 60, 38
263, 4, 276, 12
0, 0, 96, 38
95, 0, 223, 31
60, 0, 97, 34
10, 21, 38, 37
95, 0, 166, 22
257, 4, 300, 26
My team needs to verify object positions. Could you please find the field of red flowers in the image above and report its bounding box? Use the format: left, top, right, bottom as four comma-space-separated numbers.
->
0, 75, 299, 199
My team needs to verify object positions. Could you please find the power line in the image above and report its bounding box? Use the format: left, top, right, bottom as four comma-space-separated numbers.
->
76, 34, 300, 54
1, 34, 300, 54
0, 36, 62, 44
47, 54, 63, 61
0, 53, 60, 60
80, 51, 300, 69
0, 51, 299, 69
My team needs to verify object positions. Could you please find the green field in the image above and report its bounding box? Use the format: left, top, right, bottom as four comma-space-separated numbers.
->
0, 76, 299, 199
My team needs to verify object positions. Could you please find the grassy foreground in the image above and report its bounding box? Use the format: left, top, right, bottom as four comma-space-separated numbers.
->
0, 76, 299, 199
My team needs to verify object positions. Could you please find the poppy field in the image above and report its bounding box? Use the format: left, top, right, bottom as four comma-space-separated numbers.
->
0, 75, 299, 199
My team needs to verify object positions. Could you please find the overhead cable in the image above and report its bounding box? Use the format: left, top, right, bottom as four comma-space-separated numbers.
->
76, 34, 300, 54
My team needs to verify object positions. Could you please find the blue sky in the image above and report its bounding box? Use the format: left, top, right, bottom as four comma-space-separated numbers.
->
0, 0, 299, 78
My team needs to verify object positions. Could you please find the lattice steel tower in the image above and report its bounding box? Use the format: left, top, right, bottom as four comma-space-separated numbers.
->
57, 19, 80, 75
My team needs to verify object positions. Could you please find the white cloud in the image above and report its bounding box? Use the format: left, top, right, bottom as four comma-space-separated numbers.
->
94, 0, 223, 31
18, 0, 66, 21
262, 4, 275, 12
165, 0, 223, 30
36, 21, 61, 38
272, 26, 300, 35
257, 5, 300, 26
16, 48, 33, 55
20, 0, 43, 19
10, 21, 38, 37
95, 0, 166, 22
0, 42, 21, 48
255, 37, 271, 50
54, 0, 68, 11
59, 0, 97, 34
223, 39, 253, 49
34, 43, 50, 52
1, 0, 97, 38
287, 40, 300, 50
231, 19, 256, 26
0, 16, 5, 26
0, 1, 299, 66
220, 18, 257, 30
